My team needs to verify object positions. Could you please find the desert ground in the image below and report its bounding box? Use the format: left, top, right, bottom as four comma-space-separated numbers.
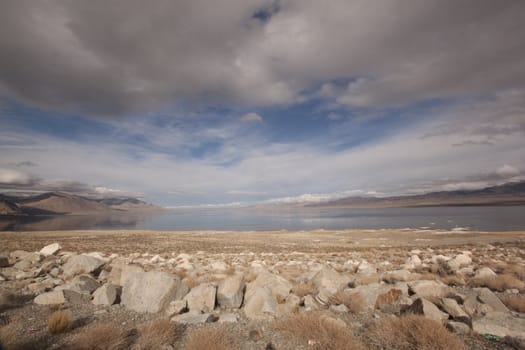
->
1, 228, 524, 349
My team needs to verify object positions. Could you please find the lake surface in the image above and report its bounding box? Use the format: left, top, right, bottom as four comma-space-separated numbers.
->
1, 206, 524, 231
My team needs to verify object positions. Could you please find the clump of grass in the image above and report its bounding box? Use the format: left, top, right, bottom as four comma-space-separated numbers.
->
273, 312, 364, 350
499, 295, 525, 313
374, 288, 402, 309
48, 310, 71, 334
184, 325, 238, 350
368, 314, 465, 350
69, 322, 128, 350
0, 321, 48, 350
134, 319, 177, 350
469, 274, 525, 292
329, 291, 365, 313
292, 281, 317, 297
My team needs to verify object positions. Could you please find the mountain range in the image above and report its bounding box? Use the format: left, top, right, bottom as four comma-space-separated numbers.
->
0, 192, 162, 216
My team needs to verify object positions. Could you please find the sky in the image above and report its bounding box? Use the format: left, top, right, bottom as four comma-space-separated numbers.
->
1, 0, 524, 207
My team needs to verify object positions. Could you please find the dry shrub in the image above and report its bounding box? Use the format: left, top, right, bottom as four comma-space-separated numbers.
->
0, 321, 46, 350
292, 281, 317, 297
184, 325, 238, 350
432, 260, 454, 276
69, 322, 128, 350
329, 291, 365, 313
469, 274, 525, 292
369, 314, 465, 350
174, 269, 188, 280
374, 288, 402, 309
183, 277, 200, 289
134, 319, 177, 350
440, 275, 466, 286
224, 267, 236, 276
273, 312, 364, 350
48, 310, 71, 334
499, 295, 525, 313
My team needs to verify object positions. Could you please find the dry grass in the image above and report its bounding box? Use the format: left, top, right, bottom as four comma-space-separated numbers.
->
0, 321, 48, 350
133, 319, 177, 350
329, 291, 366, 313
499, 295, 525, 313
273, 312, 364, 350
440, 275, 466, 286
68, 322, 128, 350
184, 325, 238, 350
292, 281, 317, 297
182, 277, 200, 289
368, 314, 465, 350
48, 310, 71, 334
469, 274, 525, 292
173, 269, 188, 279
374, 288, 402, 309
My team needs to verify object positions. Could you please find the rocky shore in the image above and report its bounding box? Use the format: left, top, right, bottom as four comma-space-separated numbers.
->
0, 229, 524, 349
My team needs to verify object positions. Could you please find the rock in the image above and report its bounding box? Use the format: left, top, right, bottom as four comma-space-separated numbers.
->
403, 255, 422, 270
357, 260, 377, 275
171, 313, 218, 324
246, 270, 292, 303
473, 312, 525, 338
383, 269, 416, 282
474, 267, 497, 279
62, 255, 105, 278
244, 286, 278, 320
185, 283, 217, 314
277, 294, 301, 316
69, 274, 100, 294
408, 280, 449, 299
354, 283, 408, 309
430, 254, 451, 263
217, 275, 245, 309
121, 270, 182, 313
165, 300, 187, 317
304, 295, 321, 311
34, 291, 66, 305
218, 312, 238, 323
330, 304, 349, 313
210, 261, 229, 271
314, 287, 337, 306
441, 298, 469, 319
447, 321, 471, 334
13, 260, 32, 271
447, 254, 472, 271
63, 290, 91, 304
40, 243, 62, 256
92, 284, 120, 306
475, 288, 509, 313
0, 256, 9, 267
311, 267, 352, 290
404, 298, 448, 322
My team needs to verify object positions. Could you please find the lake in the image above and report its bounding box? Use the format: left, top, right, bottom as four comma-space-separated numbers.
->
1, 206, 524, 231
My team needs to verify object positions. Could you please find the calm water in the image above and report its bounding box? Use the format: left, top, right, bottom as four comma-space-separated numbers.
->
1, 206, 524, 231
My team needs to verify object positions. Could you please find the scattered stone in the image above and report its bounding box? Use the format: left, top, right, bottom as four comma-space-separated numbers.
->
475, 288, 509, 313
244, 286, 278, 320
246, 269, 292, 302
62, 255, 105, 278
447, 321, 471, 334
217, 274, 245, 309
0, 256, 9, 267
68, 274, 100, 294
474, 267, 497, 279
311, 267, 352, 290
185, 283, 216, 314
210, 261, 229, 271
303, 295, 321, 311
404, 297, 448, 322
165, 300, 187, 317
40, 243, 62, 256
408, 280, 449, 299
63, 290, 91, 304
277, 294, 301, 316
121, 271, 182, 313
356, 260, 377, 275
473, 312, 525, 338
171, 313, 218, 324
34, 291, 66, 305
403, 255, 422, 270
330, 304, 349, 313
92, 283, 120, 306
447, 253, 472, 271
441, 298, 469, 319
218, 312, 238, 323
383, 269, 416, 282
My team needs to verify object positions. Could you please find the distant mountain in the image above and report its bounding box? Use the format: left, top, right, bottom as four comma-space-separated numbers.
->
0, 192, 163, 216
307, 181, 525, 208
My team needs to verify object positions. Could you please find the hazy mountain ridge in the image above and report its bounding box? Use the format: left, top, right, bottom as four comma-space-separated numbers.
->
306, 181, 525, 208
0, 192, 162, 216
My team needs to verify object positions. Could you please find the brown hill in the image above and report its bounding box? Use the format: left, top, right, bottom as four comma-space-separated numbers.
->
19, 192, 113, 215
0, 199, 21, 215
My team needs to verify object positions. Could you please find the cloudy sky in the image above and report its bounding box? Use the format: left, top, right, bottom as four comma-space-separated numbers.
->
1, 0, 524, 206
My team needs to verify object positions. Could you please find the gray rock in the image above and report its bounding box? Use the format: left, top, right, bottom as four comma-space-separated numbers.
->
330, 304, 349, 313
165, 300, 187, 317
408, 280, 449, 299
217, 274, 244, 309
63, 290, 91, 304
304, 295, 321, 311
447, 321, 471, 334
69, 274, 100, 294
40, 243, 62, 256
404, 297, 448, 322
118, 265, 144, 286
62, 255, 105, 278
185, 283, 216, 314
92, 284, 120, 306
383, 269, 416, 282
277, 294, 301, 316
447, 254, 472, 271
311, 267, 352, 290
473, 312, 525, 338
13, 260, 32, 271
244, 286, 278, 320
475, 288, 509, 313
171, 313, 218, 324
356, 260, 377, 275
121, 270, 182, 313
218, 312, 238, 323
0, 256, 9, 267
34, 291, 66, 305
441, 298, 469, 319
245, 269, 292, 302
354, 282, 408, 309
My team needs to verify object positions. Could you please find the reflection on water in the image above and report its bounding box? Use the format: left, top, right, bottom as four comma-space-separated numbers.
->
1, 206, 525, 231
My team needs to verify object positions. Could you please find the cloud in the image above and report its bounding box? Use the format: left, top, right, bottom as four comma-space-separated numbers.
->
226, 190, 267, 196
496, 164, 520, 178
1, 1, 524, 115
240, 112, 263, 123
15, 161, 37, 167
0, 168, 39, 186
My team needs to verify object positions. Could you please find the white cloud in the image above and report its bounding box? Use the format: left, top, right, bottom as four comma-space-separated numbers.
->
496, 164, 520, 177
240, 112, 263, 123
0, 168, 37, 185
